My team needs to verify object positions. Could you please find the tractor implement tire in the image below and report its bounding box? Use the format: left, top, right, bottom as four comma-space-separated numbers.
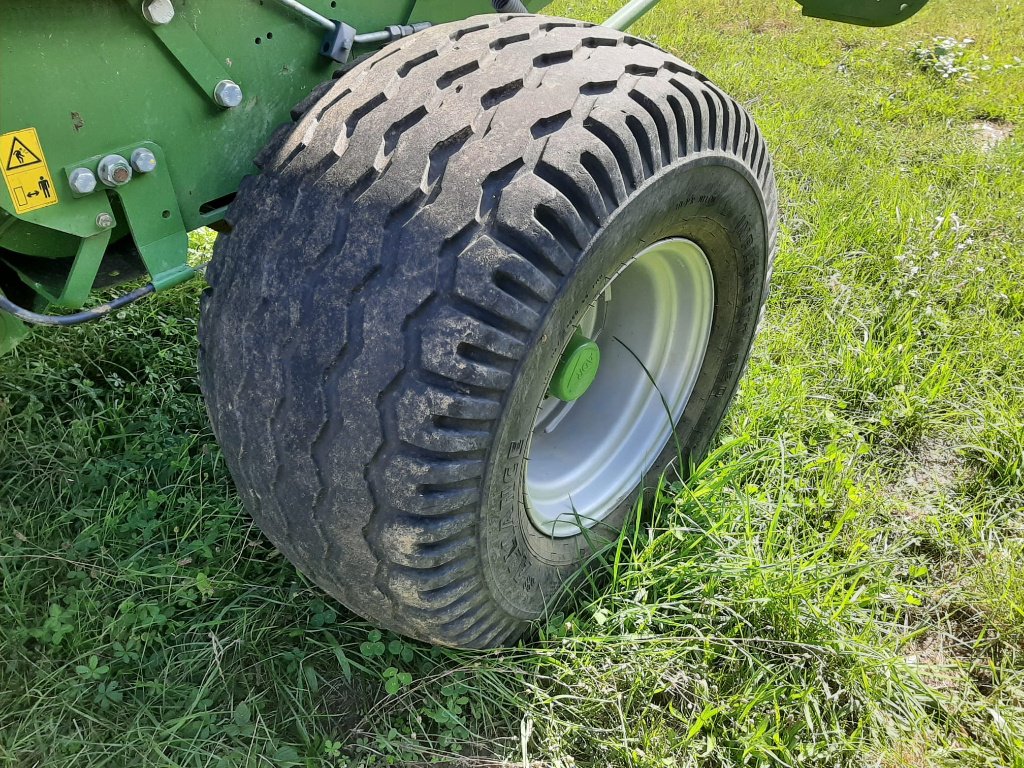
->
198, 14, 777, 648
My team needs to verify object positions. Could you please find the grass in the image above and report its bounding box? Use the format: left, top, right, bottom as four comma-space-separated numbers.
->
1, 0, 1023, 764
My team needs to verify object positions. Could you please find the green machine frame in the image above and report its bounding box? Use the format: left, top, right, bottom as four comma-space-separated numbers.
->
0, 0, 928, 353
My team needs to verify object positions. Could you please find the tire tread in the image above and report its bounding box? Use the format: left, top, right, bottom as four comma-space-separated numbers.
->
199, 14, 777, 647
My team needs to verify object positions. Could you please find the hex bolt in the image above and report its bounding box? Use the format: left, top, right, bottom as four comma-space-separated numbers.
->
213, 79, 243, 108
69, 168, 97, 195
96, 213, 116, 230
130, 148, 157, 173
97, 154, 133, 187
141, 0, 175, 25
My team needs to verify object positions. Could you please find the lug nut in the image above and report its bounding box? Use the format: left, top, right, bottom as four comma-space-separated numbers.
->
130, 148, 157, 173
69, 167, 97, 195
97, 154, 133, 187
142, 0, 175, 25
96, 213, 116, 229
213, 79, 243, 108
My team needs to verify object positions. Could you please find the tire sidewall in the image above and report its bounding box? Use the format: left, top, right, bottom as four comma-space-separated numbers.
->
479, 154, 770, 619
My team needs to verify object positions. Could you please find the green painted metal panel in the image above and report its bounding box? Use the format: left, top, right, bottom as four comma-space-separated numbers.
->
796, 0, 930, 27
0, 0, 420, 238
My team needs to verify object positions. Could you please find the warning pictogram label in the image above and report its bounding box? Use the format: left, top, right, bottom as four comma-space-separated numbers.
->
0, 128, 58, 214
6, 136, 42, 171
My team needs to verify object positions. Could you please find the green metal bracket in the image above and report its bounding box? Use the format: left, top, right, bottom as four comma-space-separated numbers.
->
125, 0, 238, 106
44, 230, 111, 307
64, 141, 191, 293
111, 146, 192, 292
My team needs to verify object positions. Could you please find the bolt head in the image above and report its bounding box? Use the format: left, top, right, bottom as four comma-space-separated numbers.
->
96, 213, 116, 229
214, 79, 243, 108
69, 168, 97, 195
97, 154, 133, 187
142, 0, 175, 25
131, 148, 158, 173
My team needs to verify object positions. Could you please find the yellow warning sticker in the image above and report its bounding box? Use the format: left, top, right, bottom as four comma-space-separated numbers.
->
0, 128, 58, 214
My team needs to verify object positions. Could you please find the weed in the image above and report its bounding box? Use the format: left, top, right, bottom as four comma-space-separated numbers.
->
912, 36, 980, 81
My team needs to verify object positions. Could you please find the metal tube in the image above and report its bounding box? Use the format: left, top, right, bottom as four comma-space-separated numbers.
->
603, 0, 662, 31
352, 29, 391, 44
353, 23, 433, 45
270, 0, 335, 32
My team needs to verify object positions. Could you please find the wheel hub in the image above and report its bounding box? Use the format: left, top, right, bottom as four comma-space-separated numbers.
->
525, 238, 715, 538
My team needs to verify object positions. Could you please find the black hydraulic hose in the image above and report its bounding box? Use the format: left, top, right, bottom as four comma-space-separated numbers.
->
0, 283, 155, 327
492, 0, 530, 13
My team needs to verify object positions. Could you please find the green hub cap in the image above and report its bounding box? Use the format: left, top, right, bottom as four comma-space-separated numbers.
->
548, 331, 601, 402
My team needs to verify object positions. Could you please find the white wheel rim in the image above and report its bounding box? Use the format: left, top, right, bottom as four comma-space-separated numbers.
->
525, 238, 715, 538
